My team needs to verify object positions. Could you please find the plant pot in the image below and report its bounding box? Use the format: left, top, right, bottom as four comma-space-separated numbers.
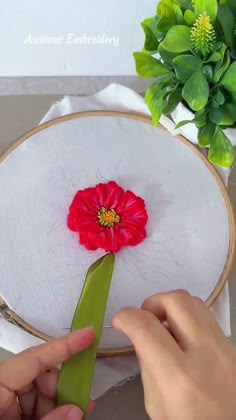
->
171, 103, 236, 148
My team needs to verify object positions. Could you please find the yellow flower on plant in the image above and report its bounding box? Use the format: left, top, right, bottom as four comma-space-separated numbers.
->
191, 12, 216, 57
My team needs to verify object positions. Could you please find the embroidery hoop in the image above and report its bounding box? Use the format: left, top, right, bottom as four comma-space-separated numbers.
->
0, 110, 235, 358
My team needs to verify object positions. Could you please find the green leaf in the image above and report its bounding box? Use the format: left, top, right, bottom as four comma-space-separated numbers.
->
209, 127, 234, 167
141, 17, 160, 52
193, 0, 218, 22
206, 51, 222, 62
184, 9, 196, 25
162, 25, 191, 53
203, 65, 213, 82
177, 0, 193, 11
220, 62, 236, 92
182, 68, 209, 111
214, 43, 227, 72
57, 254, 115, 413
217, 6, 235, 50
145, 82, 165, 125
133, 52, 172, 79
227, 0, 236, 16
173, 55, 202, 82
175, 119, 195, 128
156, 0, 177, 34
198, 122, 216, 147
215, 89, 225, 106
209, 103, 236, 125
213, 50, 230, 83
231, 92, 236, 104
157, 0, 175, 16
158, 42, 182, 65
195, 108, 206, 128
211, 98, 220, 109
173, 4, 184, 24
163, 88, 182, 114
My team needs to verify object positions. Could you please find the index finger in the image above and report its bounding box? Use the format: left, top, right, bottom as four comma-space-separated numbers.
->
0, 327, 94, 392
142, 290, 224, 349
113, 308, 183, 372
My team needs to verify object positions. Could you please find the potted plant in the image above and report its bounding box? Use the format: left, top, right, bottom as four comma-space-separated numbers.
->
134, 0, 236, 168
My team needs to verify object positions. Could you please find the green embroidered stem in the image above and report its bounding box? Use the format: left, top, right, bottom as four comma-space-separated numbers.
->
57, 253, 115, 415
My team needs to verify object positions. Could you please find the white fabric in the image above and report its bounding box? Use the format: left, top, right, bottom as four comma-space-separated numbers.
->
0, 84, 231, 399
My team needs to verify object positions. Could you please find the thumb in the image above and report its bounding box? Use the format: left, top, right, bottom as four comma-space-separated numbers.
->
42, 405, 83, 420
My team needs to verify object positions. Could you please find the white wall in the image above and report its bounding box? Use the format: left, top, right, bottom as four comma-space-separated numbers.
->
0, 0, 157, 76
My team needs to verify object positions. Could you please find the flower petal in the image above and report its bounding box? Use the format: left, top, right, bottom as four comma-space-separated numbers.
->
69, 189, 99, 213
79, 233, 99, 251
96, 181, 125, 209
115, 222, 147, 248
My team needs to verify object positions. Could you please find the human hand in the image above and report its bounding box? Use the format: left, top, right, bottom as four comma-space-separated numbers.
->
0, 327, 95, 419
113, 291, 236, 420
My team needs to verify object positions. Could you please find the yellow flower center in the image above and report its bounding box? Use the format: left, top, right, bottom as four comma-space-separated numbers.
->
97, 207, 120, 228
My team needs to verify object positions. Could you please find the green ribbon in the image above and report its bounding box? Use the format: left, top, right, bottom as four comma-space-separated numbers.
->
57, 253, 115, 415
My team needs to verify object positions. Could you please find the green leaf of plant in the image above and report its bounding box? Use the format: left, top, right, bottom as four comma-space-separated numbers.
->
145, 82, 165, 125
217, 6, 235, 50
173, 4, 184, 24
209, 103, 236, 125
141, 17, 160, 52
133, 52, 172, 79
213, 50, 231, 83
231, 92, 236, 104
162, 25, 191, 53
206, 51, 222, 62
173, 55, 202, 82
208, 127, 234, 167
157, 16, 177, 34
163, 88, 182, 114
184, 9, 196, 25
177, 0, 193, 11
220, 62, 236, 91
198, 121, 216, 147
227, 0, 236, 16
214, 43, 227, 72
193, 0, 218, 22
157, 0, 175, 16
175, 119, 195, 128
203, 65, 213, 82
195, 108, 206, 128
57, 254, 115, 414
211, 98, 220, 109
182, 68, 209, 111
158, 42, 182, 65
156, 0, 177, 34
215, 89, 225, 106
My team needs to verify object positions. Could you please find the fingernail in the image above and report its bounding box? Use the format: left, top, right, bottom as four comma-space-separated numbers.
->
67, 406, 83, 420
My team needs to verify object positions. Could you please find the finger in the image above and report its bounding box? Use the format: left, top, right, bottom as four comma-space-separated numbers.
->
142, 290, 224, 349
36, 368, 60, 399
113, 307, 183, 372
18, 387, 37, 416
36, 370, 95, 412
0, 327, 95, 392
35, 394, 55, 418
42, 405, 83, 420
88, 400, 95, 414
0, 388, 21, 420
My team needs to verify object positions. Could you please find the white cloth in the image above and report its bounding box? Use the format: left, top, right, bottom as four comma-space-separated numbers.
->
0, 84, 231, 399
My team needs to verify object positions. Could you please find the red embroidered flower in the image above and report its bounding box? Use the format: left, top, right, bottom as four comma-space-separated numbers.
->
67, 181, 148, 253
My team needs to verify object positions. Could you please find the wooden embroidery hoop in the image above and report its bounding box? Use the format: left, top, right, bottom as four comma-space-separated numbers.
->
0, 110, 235, 358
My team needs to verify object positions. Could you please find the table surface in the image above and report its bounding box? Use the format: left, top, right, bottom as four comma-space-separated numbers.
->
0, 96, 235, 420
